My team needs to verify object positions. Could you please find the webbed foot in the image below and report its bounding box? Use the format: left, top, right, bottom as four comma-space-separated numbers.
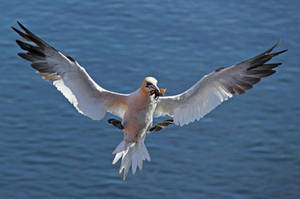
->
149, 119, 174, 132
108, 118, 124, 130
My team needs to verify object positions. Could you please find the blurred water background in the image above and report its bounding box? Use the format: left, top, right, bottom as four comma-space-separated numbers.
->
0, 0, 299, 198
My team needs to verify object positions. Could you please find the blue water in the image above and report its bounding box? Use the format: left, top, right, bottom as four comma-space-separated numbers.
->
1, 1, 300, 198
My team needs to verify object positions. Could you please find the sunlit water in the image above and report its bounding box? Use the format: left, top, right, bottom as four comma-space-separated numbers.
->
1, 1, 300, 198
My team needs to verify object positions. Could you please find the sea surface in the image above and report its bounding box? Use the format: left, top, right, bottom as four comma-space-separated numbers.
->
0, 1, 299, 199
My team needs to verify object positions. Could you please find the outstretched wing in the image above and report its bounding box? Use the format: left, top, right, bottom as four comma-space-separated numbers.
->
12, 21, 128, 120
155, 42, 287, 126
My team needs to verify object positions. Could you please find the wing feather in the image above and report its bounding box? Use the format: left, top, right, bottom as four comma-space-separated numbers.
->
155, 42, 287, 126
13, 21, 128, 120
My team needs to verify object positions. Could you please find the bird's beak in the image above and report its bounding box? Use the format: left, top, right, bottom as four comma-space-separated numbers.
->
147, 84, 160, 92
148, 84, 159, 97
154, 85, 160, 93
150, 86, 166, 98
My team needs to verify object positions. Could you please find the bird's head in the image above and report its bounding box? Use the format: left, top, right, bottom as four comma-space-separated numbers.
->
142, 77, 166, 98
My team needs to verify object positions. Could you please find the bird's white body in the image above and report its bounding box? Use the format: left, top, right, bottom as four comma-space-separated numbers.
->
123, 90, 157, 142
13, 22, 287, 180
113, 79, 160, 179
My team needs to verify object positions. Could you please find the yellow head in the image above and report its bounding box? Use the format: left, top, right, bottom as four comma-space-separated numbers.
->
141, 77, 166, 97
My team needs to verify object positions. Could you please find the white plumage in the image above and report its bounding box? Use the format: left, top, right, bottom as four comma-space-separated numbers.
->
13, 21, 287, 180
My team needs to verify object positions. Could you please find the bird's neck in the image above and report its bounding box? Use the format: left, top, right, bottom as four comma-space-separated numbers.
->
130, 88, 155, 109
137, 88, 150, 102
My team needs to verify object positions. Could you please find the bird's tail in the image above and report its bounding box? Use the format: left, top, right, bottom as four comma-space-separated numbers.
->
112, 134, 151, 180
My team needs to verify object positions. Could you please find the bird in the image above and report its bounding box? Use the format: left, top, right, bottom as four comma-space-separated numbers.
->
12, 21, 287, 180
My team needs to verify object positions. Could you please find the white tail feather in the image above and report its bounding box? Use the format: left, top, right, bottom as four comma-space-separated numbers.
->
112, 135, 150, 180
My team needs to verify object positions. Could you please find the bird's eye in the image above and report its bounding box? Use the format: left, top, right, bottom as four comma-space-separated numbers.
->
146, 82, 153, 87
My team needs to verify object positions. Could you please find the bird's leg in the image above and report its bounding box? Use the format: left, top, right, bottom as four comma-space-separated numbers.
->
149, 119, 174, 132
108, 118, 124, 130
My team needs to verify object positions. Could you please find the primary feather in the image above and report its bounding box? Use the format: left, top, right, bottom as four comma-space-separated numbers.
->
13, 21, 287, 180
12, 21, 128, 120
155, 41, 287, 126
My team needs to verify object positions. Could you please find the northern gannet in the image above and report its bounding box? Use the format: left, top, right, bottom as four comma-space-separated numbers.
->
12, 22, 287, 180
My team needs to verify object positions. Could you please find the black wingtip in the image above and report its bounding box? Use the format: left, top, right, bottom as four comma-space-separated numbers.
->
11, 26, 21, 34
273, 40, 280, 48
13, 21, 51, 48
11, 21, 22, 30
17, 21, 33, 36
12, 25, 31, 42
11, 26, 17, 31
15, 39, 22, 46
271, 49, 288, 57
16, 39, 30, 50
264, 40, 280, 54
17, 21, 26, 30
11, 26, 21, 36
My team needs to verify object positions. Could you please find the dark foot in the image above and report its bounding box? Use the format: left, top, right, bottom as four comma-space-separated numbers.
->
108, 118, 124, 130
149, 119, 174, 132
